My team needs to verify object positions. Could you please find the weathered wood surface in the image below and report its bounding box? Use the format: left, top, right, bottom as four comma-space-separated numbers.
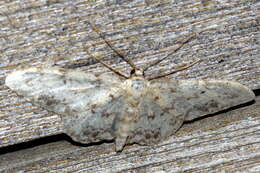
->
0, 0, 259, 172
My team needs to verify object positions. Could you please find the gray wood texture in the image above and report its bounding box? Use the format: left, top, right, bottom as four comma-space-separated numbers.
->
0, 0, 259, 172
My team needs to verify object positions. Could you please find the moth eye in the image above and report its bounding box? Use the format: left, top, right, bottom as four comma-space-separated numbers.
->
130, 69, 135, 75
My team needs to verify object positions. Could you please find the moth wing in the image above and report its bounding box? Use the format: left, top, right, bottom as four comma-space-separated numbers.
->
5, 66, 125, 143
150, 79, 255, 121
126, 95, 185, 146
114, 79, 254, 147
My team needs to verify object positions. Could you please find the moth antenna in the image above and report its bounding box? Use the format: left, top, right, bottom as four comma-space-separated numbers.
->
148, 59, 202, 80
87, 22, 137, 71
143, 33, 198, 72
85, 48, 129, 79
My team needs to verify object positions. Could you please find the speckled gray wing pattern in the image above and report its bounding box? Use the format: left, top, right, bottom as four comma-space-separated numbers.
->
149, 78, 255, 121
125, 96, 185, 146
124, 78, 255, 146
5, 67, 125, 143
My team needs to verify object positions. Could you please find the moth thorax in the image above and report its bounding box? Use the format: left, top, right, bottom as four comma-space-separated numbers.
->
128, 78, 147, 94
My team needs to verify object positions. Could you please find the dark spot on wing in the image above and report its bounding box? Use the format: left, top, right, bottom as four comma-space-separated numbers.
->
194, 104, 208, 112
91, 104, 97, 109
154, 96, 159, 101
57, 68, 67, 73
102, 112, 111, 118
91, 131, 99, 138
153, 131, 160, 139
194, 99, 220, 112
37, 95, 58, 106
148, 113, 155, 120
109, 94, 115, 99
207, 100, 220, 108
200, 90, 206, 94
160, 112, 165, 116
39, 72, 45, 76
145, 133, 151, 139
170, 87, 176, 93
46, 99, 58, 106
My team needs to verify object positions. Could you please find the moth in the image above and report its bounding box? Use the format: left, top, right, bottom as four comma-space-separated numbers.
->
5, 25, 255, 151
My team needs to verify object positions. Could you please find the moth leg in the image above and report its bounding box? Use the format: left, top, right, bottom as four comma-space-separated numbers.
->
148, 59, 202, 80
88, 22, 137, 70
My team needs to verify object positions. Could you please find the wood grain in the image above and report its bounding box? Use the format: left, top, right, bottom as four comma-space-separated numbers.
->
0, 0, 259, 172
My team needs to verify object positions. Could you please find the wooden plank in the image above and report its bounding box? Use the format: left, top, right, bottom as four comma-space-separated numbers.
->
0, 96, 259, 172
0, 0, 259, 152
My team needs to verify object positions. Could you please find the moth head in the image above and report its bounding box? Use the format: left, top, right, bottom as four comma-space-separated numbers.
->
130, 68, 144, 78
